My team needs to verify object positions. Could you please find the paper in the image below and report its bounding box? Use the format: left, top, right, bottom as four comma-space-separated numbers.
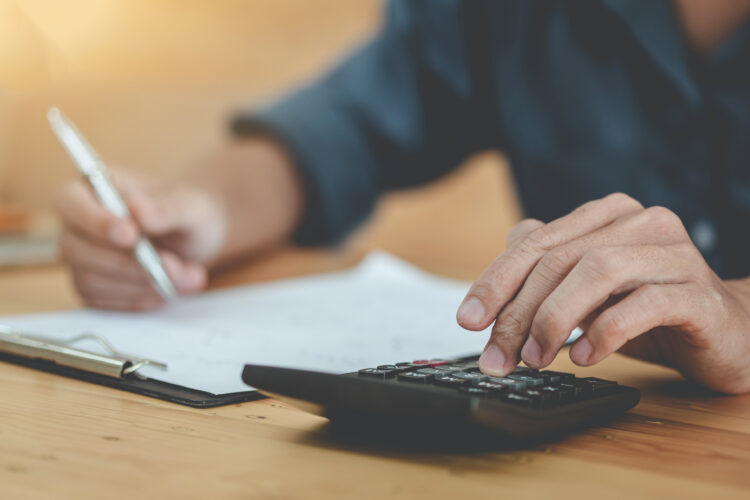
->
0, 252, 492, 394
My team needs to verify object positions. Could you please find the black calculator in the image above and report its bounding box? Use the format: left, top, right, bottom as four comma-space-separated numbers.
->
242, 356, 640, 443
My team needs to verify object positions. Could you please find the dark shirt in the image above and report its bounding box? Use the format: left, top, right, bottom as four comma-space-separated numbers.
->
233, 0, 750, 279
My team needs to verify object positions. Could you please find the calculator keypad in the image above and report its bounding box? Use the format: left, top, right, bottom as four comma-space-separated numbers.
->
357, 359, 619, 409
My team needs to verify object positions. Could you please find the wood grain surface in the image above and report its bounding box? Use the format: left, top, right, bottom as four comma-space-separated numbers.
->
1, 153, 749, 499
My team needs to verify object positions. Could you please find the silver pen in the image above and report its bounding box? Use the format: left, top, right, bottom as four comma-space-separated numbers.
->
47, 107, 177, 300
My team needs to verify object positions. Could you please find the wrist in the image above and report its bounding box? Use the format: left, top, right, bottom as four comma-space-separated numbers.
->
189, 137, 305, 268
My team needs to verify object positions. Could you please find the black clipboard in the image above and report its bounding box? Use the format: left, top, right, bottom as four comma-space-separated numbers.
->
0, 329, 262, 408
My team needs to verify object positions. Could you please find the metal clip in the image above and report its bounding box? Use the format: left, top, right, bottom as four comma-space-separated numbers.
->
0, 325, 167, 378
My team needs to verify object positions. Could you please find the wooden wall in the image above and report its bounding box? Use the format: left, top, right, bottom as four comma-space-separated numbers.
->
0, 0, 520, 274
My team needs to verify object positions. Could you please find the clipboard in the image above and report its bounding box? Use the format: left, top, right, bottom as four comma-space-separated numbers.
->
0, 326, 263, 408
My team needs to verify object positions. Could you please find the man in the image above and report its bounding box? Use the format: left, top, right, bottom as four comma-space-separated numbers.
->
56, 0, 750, 394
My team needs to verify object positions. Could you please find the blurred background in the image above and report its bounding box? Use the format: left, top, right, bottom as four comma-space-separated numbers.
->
0, 0, 519, 277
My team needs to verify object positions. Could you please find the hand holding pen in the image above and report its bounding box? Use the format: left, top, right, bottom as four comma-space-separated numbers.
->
49, 108, 215, 309
50, 108, 306, 311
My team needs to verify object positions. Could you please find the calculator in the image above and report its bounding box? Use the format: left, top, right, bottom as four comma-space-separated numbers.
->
242, 356, 640, 443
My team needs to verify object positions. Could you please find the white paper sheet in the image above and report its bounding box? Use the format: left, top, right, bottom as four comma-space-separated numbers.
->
1, 252, 492, 394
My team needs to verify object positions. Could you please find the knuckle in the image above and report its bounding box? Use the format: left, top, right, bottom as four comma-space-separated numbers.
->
511, 218, 542, 234
535, 301, 565, 335
494, 306, 528, 338
644, 205, 678, 223
537, 246, 577, 279
522, 225, 555, 252
582, 246, 622, 280
603, 192, 643, 210
599, 308, 629, 340
596, 307, 635, 354
642, 206, 685, 234
468, 281, 496, 304
507, 218, 543, 247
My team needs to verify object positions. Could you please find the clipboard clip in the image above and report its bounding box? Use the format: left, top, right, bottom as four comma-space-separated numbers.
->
0, 325, 167, 379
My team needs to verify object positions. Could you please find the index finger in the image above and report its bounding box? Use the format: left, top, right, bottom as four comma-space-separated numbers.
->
55, 179, 138, 248
457, 193, 643, 331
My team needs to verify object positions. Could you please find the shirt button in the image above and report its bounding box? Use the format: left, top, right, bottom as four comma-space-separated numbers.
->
690, 219, 716, 253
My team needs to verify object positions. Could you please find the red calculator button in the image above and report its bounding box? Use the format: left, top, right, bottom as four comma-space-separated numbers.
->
428, 361, 449, 367
412, 360, 430, 364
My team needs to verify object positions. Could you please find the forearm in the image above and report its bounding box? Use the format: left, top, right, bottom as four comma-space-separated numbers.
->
187, 137, 305, 269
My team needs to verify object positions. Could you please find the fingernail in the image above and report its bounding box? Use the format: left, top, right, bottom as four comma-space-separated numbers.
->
479, 344, 506, 374
457, 296, 485, 327
570, 337, 593, 365
109, 221, 136, 246
521, 336, 542, 367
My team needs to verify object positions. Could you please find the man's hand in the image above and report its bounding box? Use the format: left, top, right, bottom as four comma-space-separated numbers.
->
56, 170, 220, 310
457, 193, 750, 394
56, 138, 304, 311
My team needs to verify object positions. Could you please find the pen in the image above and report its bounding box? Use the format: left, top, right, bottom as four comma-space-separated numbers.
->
47, 107, 178, 300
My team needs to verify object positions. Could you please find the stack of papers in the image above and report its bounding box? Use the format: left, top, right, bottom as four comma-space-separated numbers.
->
1, 252, 489, 394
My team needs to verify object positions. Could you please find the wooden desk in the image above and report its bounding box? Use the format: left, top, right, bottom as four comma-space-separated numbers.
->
1, 159, 749, 499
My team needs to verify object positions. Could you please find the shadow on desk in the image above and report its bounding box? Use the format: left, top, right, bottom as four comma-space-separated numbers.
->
285, 373, 750, 490
630, 375, 750, 417
304, 421, 532, 455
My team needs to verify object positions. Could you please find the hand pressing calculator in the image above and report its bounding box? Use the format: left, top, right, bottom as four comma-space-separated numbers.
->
242, 357, 640, 443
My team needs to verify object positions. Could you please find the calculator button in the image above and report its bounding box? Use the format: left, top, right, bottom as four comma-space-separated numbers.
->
538, 372, 562, 384
453, 361, 479, 370
358, 368, 395, 379
541, 370, 575, 383
412, 360, 430, 365
452, 372, 488, 382
473, 381, 509, 394
558, 382, 583, 399
433, 365, 459, 372
507, 374, 544, 387
393, 362, 422, 371
397, 371, 434, 383
416, 368, 443, 376
377, 364, 414, 373
520, 389, 549, 408
428, 359, 450, 367
487, 377, 527, 391
549, 384, 575, 402
575, 377, 617, 396
500, 393, 534, 407
459, 386, 490, 397
434, 375, 470, 387
512, 366, 539, 375
538, 385, 564, 403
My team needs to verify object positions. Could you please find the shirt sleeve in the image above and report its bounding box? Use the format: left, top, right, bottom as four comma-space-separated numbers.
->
231, 0, 498, 245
